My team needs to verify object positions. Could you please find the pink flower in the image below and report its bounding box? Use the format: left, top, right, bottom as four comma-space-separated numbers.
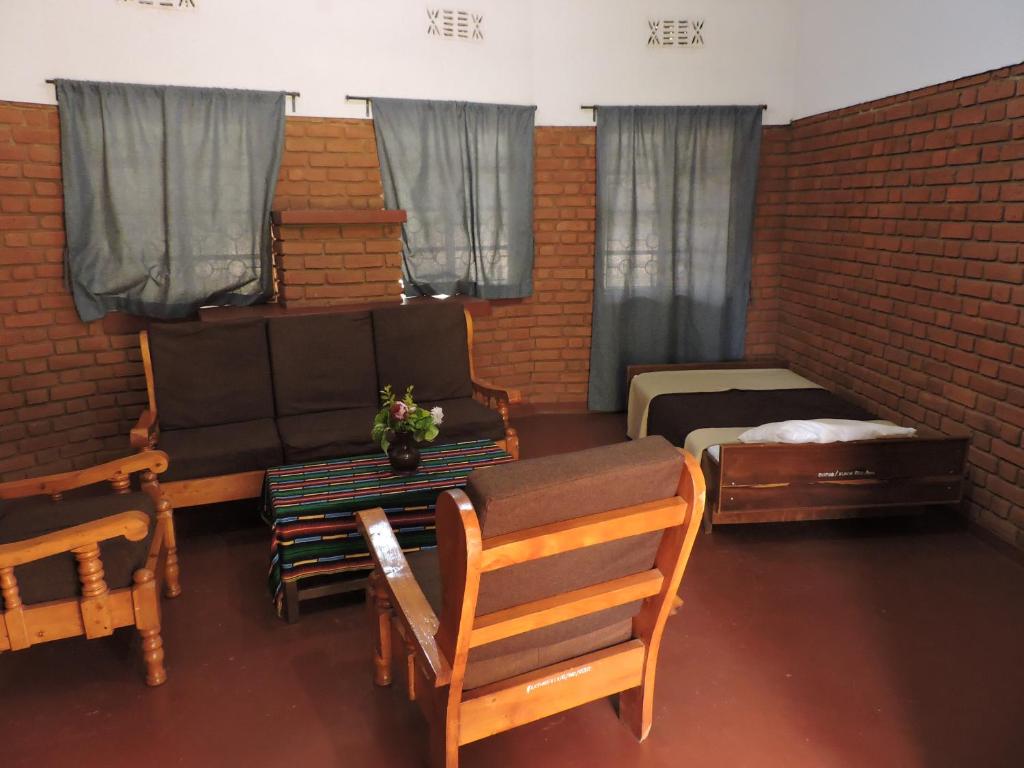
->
390, 401, 409, 421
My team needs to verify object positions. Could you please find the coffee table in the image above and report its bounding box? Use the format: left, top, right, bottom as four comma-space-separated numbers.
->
264, 438, 512, 622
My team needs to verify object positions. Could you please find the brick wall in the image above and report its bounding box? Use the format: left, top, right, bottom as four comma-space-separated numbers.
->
776, 63, 1024, 547
0, 103, 146, 479
0, 98, 846, 479
470, 127, 597, 402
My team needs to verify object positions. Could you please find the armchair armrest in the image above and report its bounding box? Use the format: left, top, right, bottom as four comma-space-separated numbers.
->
471, 377, 523, 405
0, 510, 150, 569
0, 451, 170, 501
130, 408, 159, 450
357, 506, 452, 687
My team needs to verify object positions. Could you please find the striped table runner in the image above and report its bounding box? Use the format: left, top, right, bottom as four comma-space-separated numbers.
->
265, 439, 512, 611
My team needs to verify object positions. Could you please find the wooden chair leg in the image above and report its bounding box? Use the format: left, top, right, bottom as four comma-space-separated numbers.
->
369, 570, 393, 687
132, 569, 167, 686
158, 498, 181, 599
428, 717, 459, 768
618, 684, 653, 742
403, 629, 417, 701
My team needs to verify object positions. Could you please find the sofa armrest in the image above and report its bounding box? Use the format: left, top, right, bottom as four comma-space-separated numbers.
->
471, 377, 523, 406
131, 408, 160, 450
0, 511, 150, 569
0, 452, 170, 501
357, 506, 452, 687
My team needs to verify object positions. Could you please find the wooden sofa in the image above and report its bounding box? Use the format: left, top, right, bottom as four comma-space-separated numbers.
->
132, 303, 521, 508
0, 451, 179, 686
357, 437, 706, 767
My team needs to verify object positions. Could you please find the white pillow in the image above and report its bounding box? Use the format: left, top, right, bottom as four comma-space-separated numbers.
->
737, 419, 916, 445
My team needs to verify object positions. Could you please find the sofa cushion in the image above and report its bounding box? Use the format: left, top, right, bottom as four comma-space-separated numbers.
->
158, 419, 283, 481
406, 548, 634, 690
268, 312, 379, 417
0, 488, 156, 607
148, 319, 276, 430
429, 398, 506, 444
276, 407, 380, 464
372, 303, 473, 402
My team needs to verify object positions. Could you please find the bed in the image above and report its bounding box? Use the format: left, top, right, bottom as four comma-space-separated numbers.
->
626, 361, 968, 531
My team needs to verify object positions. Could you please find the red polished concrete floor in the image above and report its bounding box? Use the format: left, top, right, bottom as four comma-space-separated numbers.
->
3, 413, 1024, 767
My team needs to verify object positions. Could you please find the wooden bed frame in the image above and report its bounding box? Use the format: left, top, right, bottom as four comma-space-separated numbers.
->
131, 307, 521, 509
0, 452, 180, 686
626, 361, 969, 531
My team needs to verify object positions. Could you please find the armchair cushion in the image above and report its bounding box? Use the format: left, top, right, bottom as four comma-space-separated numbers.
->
148, 319, 276, 430
468, 436, 682, 538
406, 548, 633, 690
372, 303, 473, 402
429, 398, 506, 444
0, 489, 156, 607
158, 419, 283, 482
442, 438, 683, 687
276, 407, 380, 464
268, 312, 379, 416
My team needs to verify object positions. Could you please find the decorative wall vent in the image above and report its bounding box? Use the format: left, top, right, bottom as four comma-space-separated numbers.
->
648, 19, 705, 48
120, 0, 197, 9
427, 8, 484, 41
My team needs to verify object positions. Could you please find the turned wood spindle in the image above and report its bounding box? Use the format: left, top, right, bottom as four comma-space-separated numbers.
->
369, 570, 393, 687
74, 543, 109, 599
158, 497, 181, 598
0, 567, 23, 612
134, 571, 167, 686
109, 472, 131, 494
404, 631, 418, 701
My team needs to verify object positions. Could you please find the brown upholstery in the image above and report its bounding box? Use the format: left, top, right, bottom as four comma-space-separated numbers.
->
268, 312, 379, 417
411, 437, 683, 689
406, 548, 634, 690
372, 303, 473, 402
158, 419, 283, 482
148, 319, 276, 430
429, 398, 506, 443
468, 436, 683, 538
0, 488, 156, 607
276, 407, 380, 464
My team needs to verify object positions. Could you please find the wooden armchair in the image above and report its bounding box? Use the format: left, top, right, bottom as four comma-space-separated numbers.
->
0, 451, 180, 686
357, 437, 705, 767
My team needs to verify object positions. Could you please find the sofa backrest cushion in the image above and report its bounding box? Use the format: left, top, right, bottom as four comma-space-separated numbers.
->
148, 319, 276, 430
268, 312, 379, 416
464, 436, 683, 622
371, 303, 473, 402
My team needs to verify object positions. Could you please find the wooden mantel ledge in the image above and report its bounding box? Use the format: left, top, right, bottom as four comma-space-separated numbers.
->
271, 209, 407, 226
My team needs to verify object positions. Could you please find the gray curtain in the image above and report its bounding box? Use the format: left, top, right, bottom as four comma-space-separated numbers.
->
372, 98, 535, 298
588, 106, 763, 411
56, 80, 285, 322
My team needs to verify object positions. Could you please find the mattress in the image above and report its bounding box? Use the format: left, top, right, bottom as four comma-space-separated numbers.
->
627, 368, 822, 440
627, 368, 879, 462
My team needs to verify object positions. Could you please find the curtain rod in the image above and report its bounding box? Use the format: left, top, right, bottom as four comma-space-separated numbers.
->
580, 103, 767, 122
345, 95, 372, 117
45, 79, 302, 112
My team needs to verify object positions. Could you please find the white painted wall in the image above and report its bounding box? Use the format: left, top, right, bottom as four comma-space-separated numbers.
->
0, 0, 1021, 125
0, 0, 797, 123
792, 0, 1024, 119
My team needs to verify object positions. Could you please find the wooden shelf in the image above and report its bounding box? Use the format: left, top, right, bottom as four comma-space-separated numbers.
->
271, 209, 407, 226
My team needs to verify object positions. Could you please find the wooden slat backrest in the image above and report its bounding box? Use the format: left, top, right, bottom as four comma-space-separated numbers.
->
433, 450, 706, 693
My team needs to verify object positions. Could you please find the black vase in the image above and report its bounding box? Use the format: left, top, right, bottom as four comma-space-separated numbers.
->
387, 431, 421, 474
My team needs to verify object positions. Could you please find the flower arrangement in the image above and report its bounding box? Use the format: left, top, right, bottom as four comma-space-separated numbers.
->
371, 385, 444, 452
